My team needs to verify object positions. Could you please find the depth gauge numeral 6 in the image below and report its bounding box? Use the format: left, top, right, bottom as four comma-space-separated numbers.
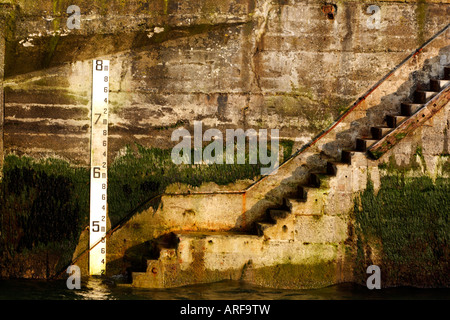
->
93, 167, 101, 178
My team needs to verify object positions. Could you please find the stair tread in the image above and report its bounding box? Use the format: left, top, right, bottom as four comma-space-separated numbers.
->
371, 126, 393, 139
372, 125, 392, 128
327, 160, 350, 169
430, 79, 450, 91
401, 102, 423, 106
342, 149, 366, 153
430, 78, 450, 82
416, 90, 439, 94
309, 170, 327, 175
296, 185, 321, 192
387, 115, 409, 118
356, 138, 379, 151
287, 187, 326, 200
176, 231, 259, 238
257, 222, 275, 227
270, 209, 290, 221
401, 102, 424, 116
269, 209, 290, 214
386, 115, 409, 127
328, 160, 348, 165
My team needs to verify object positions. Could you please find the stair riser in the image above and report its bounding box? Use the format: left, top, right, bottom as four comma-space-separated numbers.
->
326, 162, 337, 176
371, 127, 391, 139
401, 103, 423, 116
430, 79, 450, 92
386, 117, 396, 128
269, 209, 289, 221
356, 139, 378, 152
445, 67, 450, 80
296, 186, 308, 200
287, 196, 325, 216
309, 174, 321, 188
341, 151, 352, 164
386, 116, 408, 128
414, 91, 436, 104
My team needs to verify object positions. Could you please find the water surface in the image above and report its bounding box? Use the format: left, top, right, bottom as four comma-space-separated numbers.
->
0, 278, 448, 300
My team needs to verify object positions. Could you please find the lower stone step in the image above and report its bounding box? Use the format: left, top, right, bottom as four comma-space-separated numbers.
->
386, 115, 408, 128
414, 90, 437, 104
430, 79, 450, 92
309, 173, 321, 187
256, 222, 275, 236
286, 188, 327, 215
308, 172, 331, 189
371, 126, 392, 139
269, 209, 290, 221
341, 150, 367, 166
401, 103, 423, 116
326, 161, 338, 176
356, 138, 378, 152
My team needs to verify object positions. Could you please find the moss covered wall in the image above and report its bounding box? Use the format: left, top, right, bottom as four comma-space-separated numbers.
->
0, 142, 271, 278
350, 101, 450, 288
354, 173, 449, 287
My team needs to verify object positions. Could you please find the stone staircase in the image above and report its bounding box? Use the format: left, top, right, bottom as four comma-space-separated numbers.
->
255, 65, 450, 241
129, 65, 450, 288
365, 67, 450, 159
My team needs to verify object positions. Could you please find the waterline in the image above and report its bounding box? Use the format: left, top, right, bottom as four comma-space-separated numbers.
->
0, 279, 448, 300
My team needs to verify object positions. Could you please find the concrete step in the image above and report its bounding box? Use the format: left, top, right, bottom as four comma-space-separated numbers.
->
445, 66, 450, 80
356, 138, 378, 152
326, 161, 338, 176
308, 172, 331, 189
400, 102, 423, 116
269, 209, 290, 221
414, 90, 437, 104
371, 126, 392, 139
430, 79, 450, 92
256, 219, 294, 240
340, 150, 367, 166
176, 231, 259, 239
294, 184, 308, 201
386, 115, 408, 128
286, 191, 326, 216
309, 172, 321, 188
256, 222, 275, 236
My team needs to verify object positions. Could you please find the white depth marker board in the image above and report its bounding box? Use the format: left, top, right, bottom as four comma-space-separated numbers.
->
89, 60, 109, 276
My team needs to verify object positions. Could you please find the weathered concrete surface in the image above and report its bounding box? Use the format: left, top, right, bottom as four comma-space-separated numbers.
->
128, 92, 450, 288
1, 0, 449, 165
131, 232, 350, 289
1, 0, 449, 287
113, 61, 450, 288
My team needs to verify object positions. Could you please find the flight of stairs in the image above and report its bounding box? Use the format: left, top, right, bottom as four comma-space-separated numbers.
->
130, 65, 450, 288
255, 65, 450, 240
360, 66, 450, 158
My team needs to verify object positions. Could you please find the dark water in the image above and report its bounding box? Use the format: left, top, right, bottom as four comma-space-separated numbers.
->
0, 278, 448, 300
